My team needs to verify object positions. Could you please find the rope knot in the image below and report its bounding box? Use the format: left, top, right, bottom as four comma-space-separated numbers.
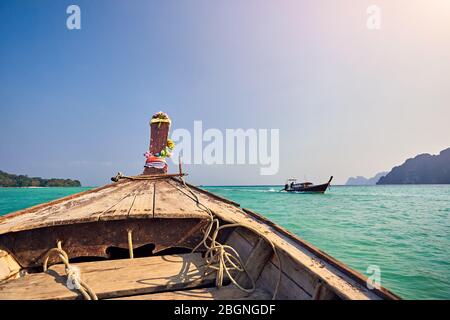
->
111, 172, 123, 182
42, 246, 98, 300
66, 265, 82, 290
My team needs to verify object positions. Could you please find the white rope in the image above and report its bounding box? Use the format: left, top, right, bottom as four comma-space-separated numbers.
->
43, 243, 98, 300
180, 177, 282, 300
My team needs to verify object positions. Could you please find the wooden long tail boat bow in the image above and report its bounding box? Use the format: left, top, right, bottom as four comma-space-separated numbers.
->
0, 112, 400, 300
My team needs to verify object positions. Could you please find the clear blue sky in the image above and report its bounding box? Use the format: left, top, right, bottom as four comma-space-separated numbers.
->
1, 0, 449, 186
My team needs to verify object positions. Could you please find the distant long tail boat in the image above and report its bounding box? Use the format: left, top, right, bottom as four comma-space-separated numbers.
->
0, 113, 399, 300
284, 176, 333, 193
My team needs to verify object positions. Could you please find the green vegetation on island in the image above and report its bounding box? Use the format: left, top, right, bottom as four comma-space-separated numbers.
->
0, 170, 81, 187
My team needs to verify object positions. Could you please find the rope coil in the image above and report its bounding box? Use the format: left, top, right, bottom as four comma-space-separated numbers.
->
180, 177, 282, 300
43, 244, 98, 300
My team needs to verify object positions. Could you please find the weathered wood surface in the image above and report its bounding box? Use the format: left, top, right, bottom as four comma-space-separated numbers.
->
223, 231, 254, 264
149, 121, 169, 155
226, 228, 312, 299
0, 181, 133, 234
0, 253, 214, 300
154, 180, 206, 218
112, 286, 271, 300
1, 219, 208, 268
0, 178, 210, 235
128, 181, 154, 219
237, 237, 273, 289
0, 250, 21, 282
99, 180, 154, 220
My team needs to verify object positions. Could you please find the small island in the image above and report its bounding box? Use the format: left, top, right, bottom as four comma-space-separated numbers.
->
0, 170, 81, 187
346, 172, 388, 186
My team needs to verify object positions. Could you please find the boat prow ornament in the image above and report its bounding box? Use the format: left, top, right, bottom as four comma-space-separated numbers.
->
143, 111, 174, 175
111, 112, 185, 182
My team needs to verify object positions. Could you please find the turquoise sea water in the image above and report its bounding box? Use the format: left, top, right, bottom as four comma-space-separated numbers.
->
202, 185, 450, 300
0, 187, 92, 215
1, 185, 449, 299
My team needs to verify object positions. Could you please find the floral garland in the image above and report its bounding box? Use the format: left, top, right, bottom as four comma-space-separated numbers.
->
155, 138, 174, 158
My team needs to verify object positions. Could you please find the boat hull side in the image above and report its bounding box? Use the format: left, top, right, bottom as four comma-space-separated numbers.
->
0, 218, 209, 268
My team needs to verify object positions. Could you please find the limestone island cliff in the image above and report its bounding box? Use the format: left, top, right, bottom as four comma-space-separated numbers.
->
377, 147, 450, 184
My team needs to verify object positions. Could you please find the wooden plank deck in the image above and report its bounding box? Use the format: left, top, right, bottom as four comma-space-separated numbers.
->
0, 178, 210, 235
0, 253, 214, 300
112, 287, 271, 300
154, 180, 207, 218
99, 180, 154, 220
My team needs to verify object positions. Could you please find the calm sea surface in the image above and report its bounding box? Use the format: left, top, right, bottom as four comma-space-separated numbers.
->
0, 185, 449, 299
